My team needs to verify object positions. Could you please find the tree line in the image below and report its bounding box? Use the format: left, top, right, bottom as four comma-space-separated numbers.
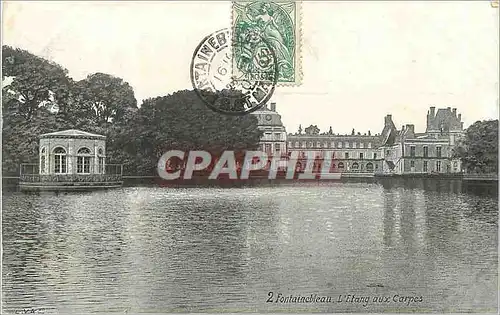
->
2, 46, 262, 176
454, 119, 498, 174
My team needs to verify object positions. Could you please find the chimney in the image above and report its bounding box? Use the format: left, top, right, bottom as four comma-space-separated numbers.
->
458, 113, 462, 121
270, 102, 276, 112
429, 106, 435, 117
405, 124, 415, 135
384, 114, 393, 126
447, 106, 451, 111
452, 108, 457, 116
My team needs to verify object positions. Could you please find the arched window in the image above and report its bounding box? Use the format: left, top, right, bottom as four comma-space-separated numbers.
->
53, 147, 67, 174
366, 162, 374, 171
338, 162, 344, 169
77, 147, 92, 174
352, 162, 359, 170
40, 147, 46, 174
98, 148, 105, 174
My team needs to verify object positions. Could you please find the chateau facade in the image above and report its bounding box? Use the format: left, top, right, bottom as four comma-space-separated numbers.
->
380, 107, 464, 175
252, 104, 465, 175
251, 102, 287, 157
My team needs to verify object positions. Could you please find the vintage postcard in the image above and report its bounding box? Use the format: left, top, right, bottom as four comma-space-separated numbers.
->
1, 1, 499, 315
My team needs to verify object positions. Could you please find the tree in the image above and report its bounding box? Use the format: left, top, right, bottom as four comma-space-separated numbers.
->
75, 73, 138, 127
2, 45, 72, 121
2, 85, 61, 175
116, 90, 262, 175
454, 120, 498, 173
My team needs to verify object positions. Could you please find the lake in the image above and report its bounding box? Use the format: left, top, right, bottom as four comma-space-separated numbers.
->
2, 180, 498, 313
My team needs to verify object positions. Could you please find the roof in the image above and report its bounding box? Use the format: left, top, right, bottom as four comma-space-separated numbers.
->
40, 129, 106, 139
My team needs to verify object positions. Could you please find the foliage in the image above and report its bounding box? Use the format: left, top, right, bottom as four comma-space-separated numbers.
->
116, 90, 262, 175
454, 120, 498, 173
2, 46, 262, 176
75, 73, 138, 126
2, 46, 72, 121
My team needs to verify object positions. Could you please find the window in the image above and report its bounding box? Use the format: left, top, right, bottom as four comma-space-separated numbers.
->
77, 147, 92, 174
352, 162, 359, 169
295, 141, 299, 147
352, 142, 357, 149
436, 147, 442, 158
366, 163, 374, 171
338, 142, 342, 148
436, 161, 441, 172
302, 141, 306, 148
360, 143, 364, 149
308, 142, 313, 148
98, 148, 105, 174
331, 142, 335, 148
410, 160, 415, 168
288, 141, 293, 147
275, 144, 281, 153
373, 153, 377, 159
265, 144, 272, 153
53, 147, 67, 174
359, 153, 364, 159
324, 142, 328, 148
40, 147, 46, 174
275, 133, 281, 140
386, 150, 390, 155
423, 146, 428, 157
423, 161, 428, 172
368, 143, 372, 148
345, 152, 349, 159
410, 146, 416, 157
338, 162, 344, 169
345, 142, 349, 148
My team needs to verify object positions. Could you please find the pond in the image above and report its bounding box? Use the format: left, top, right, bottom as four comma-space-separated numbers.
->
2, 180, 498, 313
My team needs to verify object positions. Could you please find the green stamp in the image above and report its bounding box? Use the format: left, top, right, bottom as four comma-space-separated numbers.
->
232, 0, 302, 85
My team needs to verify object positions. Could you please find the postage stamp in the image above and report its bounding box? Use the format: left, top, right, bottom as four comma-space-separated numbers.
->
232, 0, 302, 86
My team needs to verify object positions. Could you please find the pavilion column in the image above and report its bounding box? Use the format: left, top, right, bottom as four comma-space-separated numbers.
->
94, 140, 98, 174
68, 139, 73, 174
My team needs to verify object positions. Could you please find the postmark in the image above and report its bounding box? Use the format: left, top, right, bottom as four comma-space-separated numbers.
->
190, 28, 278, 115
232, 0, 302, 86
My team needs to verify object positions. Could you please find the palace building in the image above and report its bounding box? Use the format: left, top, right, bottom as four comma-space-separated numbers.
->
380, 107, 464, 174
250, 102, 288, 157
287, 126, 384, 173
254, 103, 465, 175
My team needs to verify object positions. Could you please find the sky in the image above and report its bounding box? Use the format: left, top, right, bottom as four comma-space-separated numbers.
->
2, 1, 499, 134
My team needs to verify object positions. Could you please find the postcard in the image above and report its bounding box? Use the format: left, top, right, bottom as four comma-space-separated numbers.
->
2, 1, 498, 314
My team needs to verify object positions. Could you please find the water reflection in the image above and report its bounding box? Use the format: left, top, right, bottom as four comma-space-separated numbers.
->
2, 181, 498, 313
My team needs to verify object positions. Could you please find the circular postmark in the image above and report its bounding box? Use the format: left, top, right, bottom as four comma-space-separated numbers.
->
190, 28, 278, 116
